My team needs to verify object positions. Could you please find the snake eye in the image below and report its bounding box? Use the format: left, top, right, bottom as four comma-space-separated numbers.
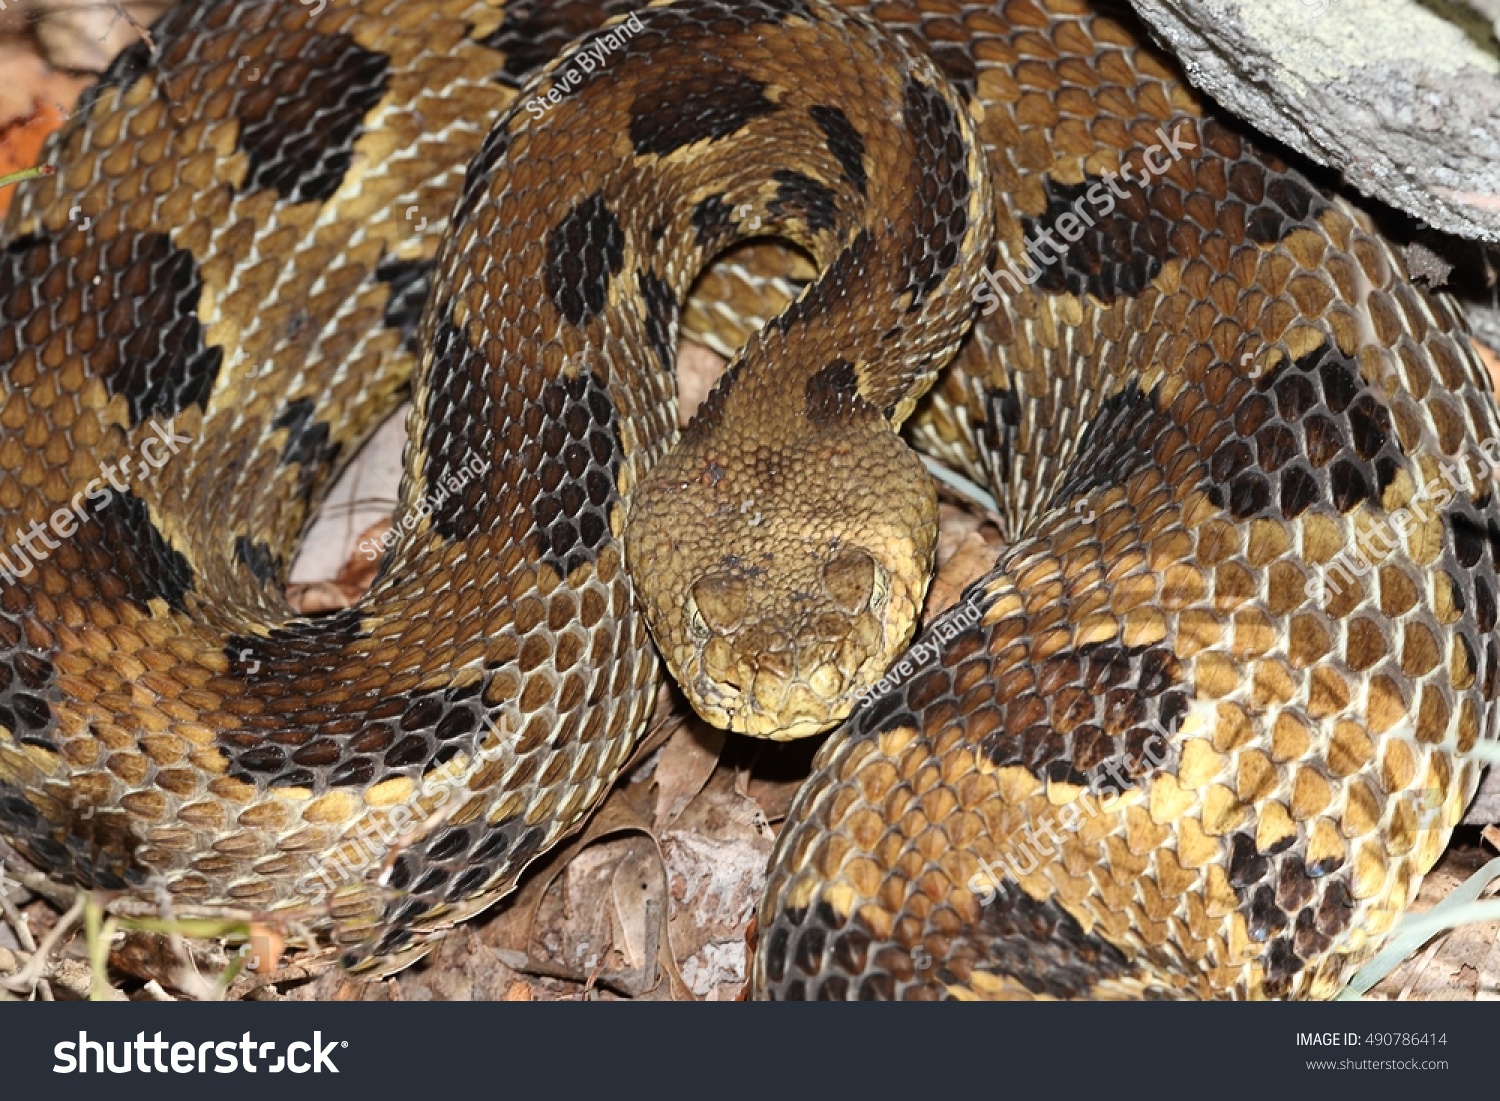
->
685, 597, 711, 642
869, 560, 892, 613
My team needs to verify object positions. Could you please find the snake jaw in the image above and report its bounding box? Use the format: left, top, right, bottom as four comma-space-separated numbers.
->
640, 534, 931, 740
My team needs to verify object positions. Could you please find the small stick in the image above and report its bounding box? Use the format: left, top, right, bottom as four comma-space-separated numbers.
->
1, 892, 86, 999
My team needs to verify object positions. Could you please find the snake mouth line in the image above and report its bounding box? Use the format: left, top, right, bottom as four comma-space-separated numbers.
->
683, 661, 867, 741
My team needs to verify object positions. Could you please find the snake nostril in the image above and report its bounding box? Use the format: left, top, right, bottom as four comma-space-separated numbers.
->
823, 548, 877, 614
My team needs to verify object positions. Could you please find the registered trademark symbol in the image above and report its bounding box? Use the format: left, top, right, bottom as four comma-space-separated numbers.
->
341, 1041, 348, 1047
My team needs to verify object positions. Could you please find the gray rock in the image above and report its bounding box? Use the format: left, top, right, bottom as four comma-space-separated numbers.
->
1125, 0, 1500, 242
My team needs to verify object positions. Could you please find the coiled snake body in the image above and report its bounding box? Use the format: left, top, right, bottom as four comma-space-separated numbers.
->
0, 0, 1495, 999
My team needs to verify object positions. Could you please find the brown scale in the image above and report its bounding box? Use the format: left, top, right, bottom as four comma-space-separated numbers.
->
0, 0, 1494, 996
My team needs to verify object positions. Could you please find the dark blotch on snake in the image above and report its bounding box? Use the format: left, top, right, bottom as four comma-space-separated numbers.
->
809, 105, 867, 194
272, 398, 341, 471
419, 317, 502, 542
691, 194, 736, 248
271, 399, 343, 506
805, 360, 878, 425
770, 169, 840, 235
921, 41, 979, 98
0, 622, 57, 749
637, 269, 678, 372
1056, 385, 1165, 502
221, 608, 366, 696
763, 882, 1134, 999
899, 76, 970, 304
967, 881, 1139, 999
775, 230, 875, 336
0, 779, 139, 891
1024, 175, 1172, 303
685, 361, 744, 438
975, 642, 1186, 789
435, 818, 548, 904
375, 256, 436, 353
1449, 507, 1500, 642
628, 67, 776, 157
1245, 171, 1327, 247
746, 0, 816, 19
545, 192, 625, 328
233, 32, 390, 204
476, 0, 635, 87
94, 491, 196, 613
234, 534, 280, 585
0, 230, 222, 427
530, 370, 621, 576
983, 387, 1020, 484
1209, 343, 1400, 520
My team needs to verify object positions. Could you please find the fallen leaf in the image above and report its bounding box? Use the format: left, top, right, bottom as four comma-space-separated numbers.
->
31, 0, 170, 73
652, 717, 725, 827
0, 92, 70, 217
662, 767, 774, 1000
609, 844, 664, 978
926, 529, 1000, 618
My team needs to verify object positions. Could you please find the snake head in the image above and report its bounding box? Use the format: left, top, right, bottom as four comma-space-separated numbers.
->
625, 379, 938, 740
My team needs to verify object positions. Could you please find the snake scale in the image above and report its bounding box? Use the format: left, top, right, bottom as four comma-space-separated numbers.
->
0, 0, 1496, 1000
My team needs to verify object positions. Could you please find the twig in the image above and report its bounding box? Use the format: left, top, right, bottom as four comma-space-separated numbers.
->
0, 880, 39, 956
0, 892, 86, 998
0, 875, 50, 1001
1, 857, 78, 910
98, 0, 156, 54
146, 878, 218, 1001
223, 950, 338, 1001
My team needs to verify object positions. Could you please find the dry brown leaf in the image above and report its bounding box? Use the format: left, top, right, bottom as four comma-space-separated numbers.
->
471, 715, 695, 999
608, 844, 664, 975
935, 501, 985, 565
926, 529, 1000, 618
662, 768, 774, 1000
1367, 844, 1500, 1000
287, 519, 389, 613
108, 931, 193, 989
652, 717, 725, 827
31, 0, 170, 73
0, 71, 85, 217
